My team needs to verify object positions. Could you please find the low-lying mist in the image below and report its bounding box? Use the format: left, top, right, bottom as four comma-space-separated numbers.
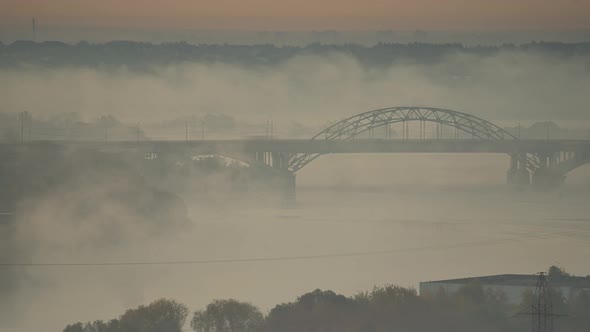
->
1, 46, 590, 332
0, 147, 191, 328
2, 147, 589, 332
1, 50, 590, 130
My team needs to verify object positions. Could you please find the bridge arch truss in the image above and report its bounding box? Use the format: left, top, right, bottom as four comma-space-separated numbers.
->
288, 106, 520, 173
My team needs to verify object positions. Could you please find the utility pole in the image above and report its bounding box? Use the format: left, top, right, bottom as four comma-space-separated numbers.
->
185, 120, 188, 142
100, 115, 109, 143
18, 111, 31, 143
32, 17, 36, 41
270, 119, 274, 139
402, 121, 406, 140
28, 113, 32, 142
20, 113, 25, 143
136, 122, 140, 144
201, 120, 205, 140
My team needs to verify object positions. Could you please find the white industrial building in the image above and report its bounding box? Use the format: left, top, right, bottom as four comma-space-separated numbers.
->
419, 274, 590, 305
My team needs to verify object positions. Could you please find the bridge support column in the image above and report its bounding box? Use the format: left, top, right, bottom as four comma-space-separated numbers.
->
269, 171, 296, 200
531, 152, 565, 190
507, 153, 530, 186
531, 168, 565, 190
283, 172, 296, 200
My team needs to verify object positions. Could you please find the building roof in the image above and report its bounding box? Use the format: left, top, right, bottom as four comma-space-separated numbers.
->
421, 274, 590, 288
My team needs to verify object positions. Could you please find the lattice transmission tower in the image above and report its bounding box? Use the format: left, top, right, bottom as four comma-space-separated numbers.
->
520, 272, 564, 332
531, 272, 553, 332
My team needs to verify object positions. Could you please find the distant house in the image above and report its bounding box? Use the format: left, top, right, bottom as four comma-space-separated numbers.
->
419, 274, 590, 305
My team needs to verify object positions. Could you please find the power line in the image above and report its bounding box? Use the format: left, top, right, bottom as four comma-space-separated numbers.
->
0, 231, 575, 268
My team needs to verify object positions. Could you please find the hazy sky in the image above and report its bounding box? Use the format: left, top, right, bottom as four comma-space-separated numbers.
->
2, 0, 590, 30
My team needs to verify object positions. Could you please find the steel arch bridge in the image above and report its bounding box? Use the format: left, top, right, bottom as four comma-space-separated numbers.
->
15, 106, 585, 192
288, 106, 525, 173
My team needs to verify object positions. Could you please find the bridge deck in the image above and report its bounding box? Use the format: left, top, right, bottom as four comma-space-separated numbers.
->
3, 139, 589, 154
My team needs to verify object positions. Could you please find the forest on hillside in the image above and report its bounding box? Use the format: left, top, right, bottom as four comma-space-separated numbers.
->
2, 41, 590, 68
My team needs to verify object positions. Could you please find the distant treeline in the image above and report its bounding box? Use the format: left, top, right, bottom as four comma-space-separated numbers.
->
64, 266, 590, 332
2, 110, 588, 143
1, 41, 590, 68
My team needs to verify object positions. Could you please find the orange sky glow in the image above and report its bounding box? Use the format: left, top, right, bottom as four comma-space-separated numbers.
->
1, 0, 589, 30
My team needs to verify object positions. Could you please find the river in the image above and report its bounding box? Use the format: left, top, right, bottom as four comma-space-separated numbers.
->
4, 154, 590, 331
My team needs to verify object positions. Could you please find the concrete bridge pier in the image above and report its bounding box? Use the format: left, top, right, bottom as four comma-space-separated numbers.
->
531, 152, 565, 190
281, 172, 296, 200
531, 168, 565, 190
507, 153, 530, 186
262, 169, 295, 200
272, 153, 296, 200
253, 150, 296, 199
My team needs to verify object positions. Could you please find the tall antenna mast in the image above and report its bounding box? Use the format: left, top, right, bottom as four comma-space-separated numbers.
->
32, 17, 36, 41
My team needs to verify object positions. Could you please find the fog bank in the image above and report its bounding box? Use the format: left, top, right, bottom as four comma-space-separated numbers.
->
2, 51, 590, 131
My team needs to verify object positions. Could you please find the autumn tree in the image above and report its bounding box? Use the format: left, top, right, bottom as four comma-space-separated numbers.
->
117, 298, 188, 332
191, 299, 264, 332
